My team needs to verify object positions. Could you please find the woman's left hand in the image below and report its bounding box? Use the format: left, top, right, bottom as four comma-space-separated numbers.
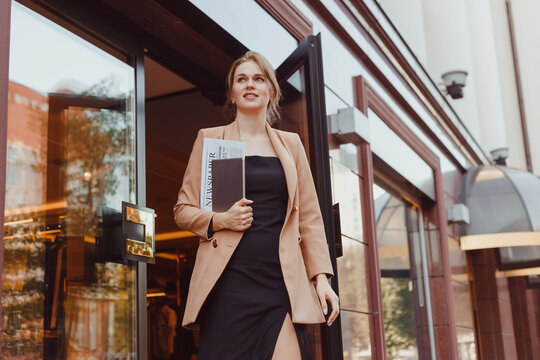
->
315, 274, 340, 326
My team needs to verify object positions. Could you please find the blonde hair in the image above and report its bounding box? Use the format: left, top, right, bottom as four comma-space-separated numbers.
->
224, 51, 282, 125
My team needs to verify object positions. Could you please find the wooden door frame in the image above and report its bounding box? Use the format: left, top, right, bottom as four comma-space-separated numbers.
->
255, 0, 313, 41
276, 34, 344, 360
2, 1, 152, 356
353, 75, 459, 359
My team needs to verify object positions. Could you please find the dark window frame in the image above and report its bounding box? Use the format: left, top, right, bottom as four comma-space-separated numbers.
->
2, 0, 149, 356
350, 75, 461, 359
255, 0, 313, 41
277, 34, 344, 360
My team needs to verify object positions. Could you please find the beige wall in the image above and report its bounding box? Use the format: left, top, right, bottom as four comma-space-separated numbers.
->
378, 0, 540, 173
490, 0, 525, 170
510, 0, 540, 174
377, 0, 427, 65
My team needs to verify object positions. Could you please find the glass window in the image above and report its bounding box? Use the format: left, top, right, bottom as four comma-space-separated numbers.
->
329, 143, 359, 175
368, 109, 435, 200
340, 311, 371, 359
3, 3, 137, 358
295, 0, 365, 108
325, 84, 351, 116
456, 327, 478, 360
337, 236, 369, 313
374, 183, 436, 359
330, 157, 363, 240
329, 156, 371, 357
189, 0, 298, 67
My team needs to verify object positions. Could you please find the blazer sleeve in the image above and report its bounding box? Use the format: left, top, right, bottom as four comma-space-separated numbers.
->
173, 129, 216, 240
294, 134, 334, 280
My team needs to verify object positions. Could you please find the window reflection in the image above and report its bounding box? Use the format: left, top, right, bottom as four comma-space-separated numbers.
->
368, 109, 435, 200
3, 3, 136, 359
330, 157, 362, 240
330, 156, 371, 359
329, 143, 358, 174
337, 237, 369, 313
374, 183, 434, 359
340, 311, 371, 360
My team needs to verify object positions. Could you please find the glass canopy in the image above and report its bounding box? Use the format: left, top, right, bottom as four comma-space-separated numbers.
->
460, 166, 540, 269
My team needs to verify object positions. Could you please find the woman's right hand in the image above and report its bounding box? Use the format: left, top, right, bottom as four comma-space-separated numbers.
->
213, 198, 253, 232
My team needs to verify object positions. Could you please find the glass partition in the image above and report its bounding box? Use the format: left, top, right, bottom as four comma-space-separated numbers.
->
368, 109, 435, 200
3, 3, 137, 359
330, 156, 371, 359
373, 183, 435, 359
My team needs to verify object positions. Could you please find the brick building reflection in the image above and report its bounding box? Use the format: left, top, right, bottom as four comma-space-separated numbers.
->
2, 81, 136, 360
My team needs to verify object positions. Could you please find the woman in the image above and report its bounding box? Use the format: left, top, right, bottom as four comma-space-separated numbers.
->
174, 51, 339, 359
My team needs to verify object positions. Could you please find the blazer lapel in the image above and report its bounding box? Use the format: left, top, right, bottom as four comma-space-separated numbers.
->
222, 120, 241, 140
265, 122, 297, 210
222, 120, 297, 210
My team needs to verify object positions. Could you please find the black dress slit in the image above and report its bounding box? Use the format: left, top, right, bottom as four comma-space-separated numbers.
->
198, 156, 310, 360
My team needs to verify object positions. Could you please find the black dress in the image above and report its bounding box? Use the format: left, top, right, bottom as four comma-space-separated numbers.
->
198, 156, 309, 360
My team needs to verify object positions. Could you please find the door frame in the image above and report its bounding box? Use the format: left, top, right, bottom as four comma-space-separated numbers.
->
2, 1, 154, 357
276, 34, 343, 360
354, 75, 459, 359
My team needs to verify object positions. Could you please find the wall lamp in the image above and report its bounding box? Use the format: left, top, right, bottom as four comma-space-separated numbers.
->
441, 70, 468, 99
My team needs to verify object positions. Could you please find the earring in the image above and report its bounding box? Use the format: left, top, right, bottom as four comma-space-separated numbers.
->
231, 99, 235, 105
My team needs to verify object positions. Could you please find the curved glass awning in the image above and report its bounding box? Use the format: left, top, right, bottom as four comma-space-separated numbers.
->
460, 166, 540, 269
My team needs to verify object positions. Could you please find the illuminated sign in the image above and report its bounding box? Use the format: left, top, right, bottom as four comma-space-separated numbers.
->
122, 202, 155, 263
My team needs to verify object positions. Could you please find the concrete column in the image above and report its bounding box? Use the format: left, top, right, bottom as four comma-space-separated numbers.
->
420, 0, 483, 147
509, 0, 540, 175
463, 0, 509, 161
489, 0, 525, 170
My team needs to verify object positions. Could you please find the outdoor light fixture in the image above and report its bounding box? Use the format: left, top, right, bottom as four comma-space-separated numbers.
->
441, 70, 468, 99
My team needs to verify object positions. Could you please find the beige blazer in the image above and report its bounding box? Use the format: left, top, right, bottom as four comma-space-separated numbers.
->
174, 120, 334, 329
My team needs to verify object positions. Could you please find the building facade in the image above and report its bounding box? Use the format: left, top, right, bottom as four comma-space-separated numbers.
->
1, 0, 539, 359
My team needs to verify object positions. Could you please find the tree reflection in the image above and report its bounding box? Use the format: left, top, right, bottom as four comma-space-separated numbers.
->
64, 77, 134, 237
2, 75, 136, 359
381, 277, 416, 360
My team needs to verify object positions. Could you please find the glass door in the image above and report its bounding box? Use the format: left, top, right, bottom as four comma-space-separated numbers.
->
329, 146, 372, 360
2, 3, 138, 358
373, 184, 436, 360
275, 34, 342, 360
